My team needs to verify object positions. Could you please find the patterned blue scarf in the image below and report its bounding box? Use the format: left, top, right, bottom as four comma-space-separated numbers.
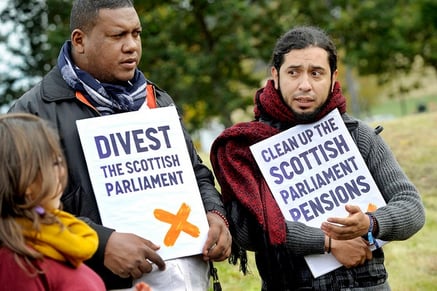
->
57, 41, 147, 115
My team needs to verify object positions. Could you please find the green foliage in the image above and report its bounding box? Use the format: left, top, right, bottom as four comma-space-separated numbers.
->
134, 0, 305, 129
0, 0, 46, 103
327, 0, 436, 108
0, 0, 435, 130
332, 0, 437, 82
0, 0, 71, 104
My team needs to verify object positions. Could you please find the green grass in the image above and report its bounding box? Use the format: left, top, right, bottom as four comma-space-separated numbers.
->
363, 94, 437, 119
376, 111, 437, 290
206, 110, 437, 291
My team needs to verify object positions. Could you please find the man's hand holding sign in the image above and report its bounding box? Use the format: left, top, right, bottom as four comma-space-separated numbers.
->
323, 204, 373, 241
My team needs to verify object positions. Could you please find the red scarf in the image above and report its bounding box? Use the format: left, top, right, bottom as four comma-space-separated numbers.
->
210, 80, 346, 245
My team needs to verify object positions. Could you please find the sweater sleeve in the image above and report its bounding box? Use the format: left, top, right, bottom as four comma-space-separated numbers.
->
355, 122, 425, 241
285, 221, 326, 256
228, 199, 326, 256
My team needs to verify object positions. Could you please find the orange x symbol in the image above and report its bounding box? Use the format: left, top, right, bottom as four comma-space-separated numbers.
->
154, 202, 200, 247
367, 203, 377, 212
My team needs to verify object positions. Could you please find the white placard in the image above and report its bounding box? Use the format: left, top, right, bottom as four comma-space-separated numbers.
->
76, 106, 209, 260
250, 109, 386, 278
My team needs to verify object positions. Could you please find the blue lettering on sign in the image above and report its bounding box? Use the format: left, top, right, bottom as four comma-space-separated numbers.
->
94, 126, 171, 159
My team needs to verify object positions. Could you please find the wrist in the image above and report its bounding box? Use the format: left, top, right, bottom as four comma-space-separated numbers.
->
369, 213, 379, 236
363, 213, 379, 247
325, 235, 332, 253
209, 210, 229, 228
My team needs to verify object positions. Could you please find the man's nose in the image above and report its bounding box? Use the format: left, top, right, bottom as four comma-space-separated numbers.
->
122, 35, 140, 52
298, 74, 312, 91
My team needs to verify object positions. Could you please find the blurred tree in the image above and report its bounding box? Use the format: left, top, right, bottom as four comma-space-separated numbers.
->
0, 0, 435, 129
332, 0, 436, 80
0, 0, 46, 104
0, 0, 70, 105
133, 0, 312, 130
330, 0, 436, 115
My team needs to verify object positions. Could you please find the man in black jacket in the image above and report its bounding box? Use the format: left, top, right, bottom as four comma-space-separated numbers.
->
9, 0, 231, 290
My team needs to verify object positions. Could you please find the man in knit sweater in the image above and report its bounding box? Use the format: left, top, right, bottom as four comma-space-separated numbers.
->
210, 26, 425, 290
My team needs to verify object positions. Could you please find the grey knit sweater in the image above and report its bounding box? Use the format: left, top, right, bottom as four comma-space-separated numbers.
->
228, 113, 425, 290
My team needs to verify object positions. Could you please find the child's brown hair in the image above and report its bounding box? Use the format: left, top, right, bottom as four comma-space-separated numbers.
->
0, 113, 67, 261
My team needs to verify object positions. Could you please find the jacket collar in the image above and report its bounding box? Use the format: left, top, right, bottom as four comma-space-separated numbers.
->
40, 66, 77, 102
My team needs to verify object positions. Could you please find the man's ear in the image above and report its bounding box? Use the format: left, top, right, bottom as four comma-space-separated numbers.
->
71, 29, 85, 54
331, 69, 338, 92
271, 66, 279, 90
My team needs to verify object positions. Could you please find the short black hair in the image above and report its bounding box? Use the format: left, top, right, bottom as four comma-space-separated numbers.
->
69, 0, 134, 33
271, 26, 337, 76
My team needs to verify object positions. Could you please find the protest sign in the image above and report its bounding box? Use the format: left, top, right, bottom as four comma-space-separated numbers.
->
76, 106, 209, 260
250, 108, 386, 278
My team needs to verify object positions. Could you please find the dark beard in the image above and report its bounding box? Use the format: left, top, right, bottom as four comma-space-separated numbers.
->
292, 105, 324, 123
278, 76, 333, 124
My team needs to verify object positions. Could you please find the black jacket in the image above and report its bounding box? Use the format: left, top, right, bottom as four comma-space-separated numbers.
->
9, 66, 225, 289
